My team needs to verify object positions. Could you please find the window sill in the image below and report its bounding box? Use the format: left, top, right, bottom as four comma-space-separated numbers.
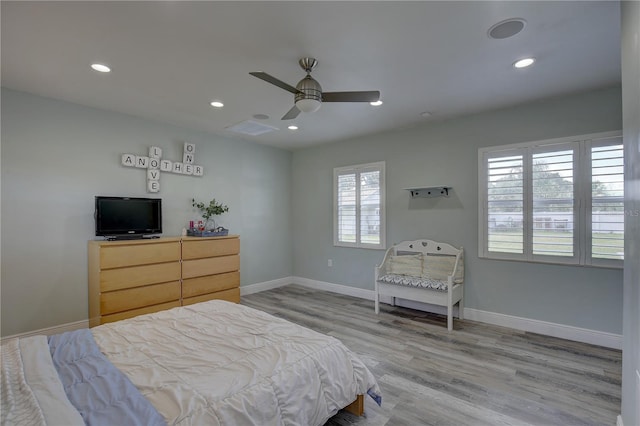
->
478, 254, 623, 269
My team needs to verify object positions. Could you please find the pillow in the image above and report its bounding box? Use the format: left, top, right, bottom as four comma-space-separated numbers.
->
423, 254, 464, 283
388, 254, 423, 276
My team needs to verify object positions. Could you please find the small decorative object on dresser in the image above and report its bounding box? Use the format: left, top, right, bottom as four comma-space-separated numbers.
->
191, 197, 229, 236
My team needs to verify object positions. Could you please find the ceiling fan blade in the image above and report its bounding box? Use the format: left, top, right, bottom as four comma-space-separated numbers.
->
322, 91, 380, 103
249, 72, 300, 94
281, 105, 301, 120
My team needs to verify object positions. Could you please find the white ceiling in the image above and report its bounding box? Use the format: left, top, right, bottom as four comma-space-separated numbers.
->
1, 1, 621, 150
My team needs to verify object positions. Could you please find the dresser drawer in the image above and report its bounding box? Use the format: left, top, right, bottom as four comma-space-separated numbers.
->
101, 241, 181, 269
101, 281, 181, 315
182, 255, 240, 279
100, 300, 181, 324
100, 261, 181, 292
182, 287, 240, 306
182, 271, 240, 298
182, 238, 239, 260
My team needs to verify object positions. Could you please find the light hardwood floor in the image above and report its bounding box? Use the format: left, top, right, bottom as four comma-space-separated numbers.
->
241, 284, 622, 426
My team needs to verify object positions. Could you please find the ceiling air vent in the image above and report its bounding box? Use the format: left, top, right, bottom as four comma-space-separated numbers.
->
225, 120, 278, 136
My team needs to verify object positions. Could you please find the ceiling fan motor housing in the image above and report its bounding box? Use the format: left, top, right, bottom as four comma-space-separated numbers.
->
295, 75, 322, 112
295, 75, 322, 103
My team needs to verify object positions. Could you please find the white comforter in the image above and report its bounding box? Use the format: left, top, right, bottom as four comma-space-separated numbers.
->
1, 336, 84, 426
91, 300, 381, 426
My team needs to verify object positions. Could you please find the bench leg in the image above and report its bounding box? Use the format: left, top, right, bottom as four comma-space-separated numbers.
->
374, 292, 380, 314
458, 290, 464, 320
447, 310, 453, 331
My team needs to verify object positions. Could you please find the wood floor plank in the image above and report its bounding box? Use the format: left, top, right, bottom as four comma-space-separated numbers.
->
241, 284, 621, 426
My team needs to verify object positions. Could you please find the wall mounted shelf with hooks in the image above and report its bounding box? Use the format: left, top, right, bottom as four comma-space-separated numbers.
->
405, 186, 451, 198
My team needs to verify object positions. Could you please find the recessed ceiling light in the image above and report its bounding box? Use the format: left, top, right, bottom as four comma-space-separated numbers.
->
253, 114, 269, 120
488, 18, 526, 39
288, 125, 299, 130
513, 57, 535, 69
370, 100, 383, 106
210, 101, 224, 108
91, 63, 111, 73
420, 111, 432, 118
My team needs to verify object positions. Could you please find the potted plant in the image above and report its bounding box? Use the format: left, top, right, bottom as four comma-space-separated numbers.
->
191, 198, 229, 236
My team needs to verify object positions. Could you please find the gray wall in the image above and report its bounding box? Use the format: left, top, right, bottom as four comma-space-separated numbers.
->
621, 1, 640, 425
292, 86, 624, 334
1, 88, 293, 336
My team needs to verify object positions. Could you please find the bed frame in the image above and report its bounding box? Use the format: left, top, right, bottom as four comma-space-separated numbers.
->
345, 394, 365, 416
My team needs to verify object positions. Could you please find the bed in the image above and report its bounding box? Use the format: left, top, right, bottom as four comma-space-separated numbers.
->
1, 300, 382, 425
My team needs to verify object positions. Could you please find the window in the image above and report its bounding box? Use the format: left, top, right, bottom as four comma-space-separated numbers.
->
479, 131, 623, 267
334, 162, 385, 249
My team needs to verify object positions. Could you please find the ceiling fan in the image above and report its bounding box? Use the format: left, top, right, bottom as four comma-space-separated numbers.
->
250, 58, 381, 120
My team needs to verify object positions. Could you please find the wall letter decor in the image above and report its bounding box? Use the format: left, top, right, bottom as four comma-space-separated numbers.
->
121, 143, 204, 192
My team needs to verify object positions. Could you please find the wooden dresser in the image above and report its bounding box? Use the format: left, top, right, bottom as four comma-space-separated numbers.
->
88, 235, 240, 326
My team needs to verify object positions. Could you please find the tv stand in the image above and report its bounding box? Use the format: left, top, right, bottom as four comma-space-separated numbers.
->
104, 235, 163, 241
106, 235, 144, 241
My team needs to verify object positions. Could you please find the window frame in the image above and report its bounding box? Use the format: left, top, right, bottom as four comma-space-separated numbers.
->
478, 131, 623, 268
333, 161, 386, 249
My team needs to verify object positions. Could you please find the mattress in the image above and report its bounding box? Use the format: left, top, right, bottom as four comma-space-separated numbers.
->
2, 300, 381, 426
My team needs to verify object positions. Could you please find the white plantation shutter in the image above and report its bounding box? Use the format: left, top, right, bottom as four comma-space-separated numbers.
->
531, 147, 576, 260
479, 131, 623, 267
334, 162, 385, 249
486, 153, 525, 255
337, 174, 357, 243
360, 170, 381, 245
589, 137, 624, 263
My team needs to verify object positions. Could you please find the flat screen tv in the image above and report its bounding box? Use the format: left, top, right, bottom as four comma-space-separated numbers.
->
95, 196, 162, 239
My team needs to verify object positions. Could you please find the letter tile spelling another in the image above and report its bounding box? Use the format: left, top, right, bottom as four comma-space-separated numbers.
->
172, 162, 184, 174
183, 164, 193, 175
147, 169, 161, 180
183, 152, 195, 164
149, 146, 162, 159
135, 156, 149, 168
160, 160, 173, 172
184, 142, 195, 154
122, 154, 136, 167
148, 180, 160, 193
193, 165, 204, 176
149, 158, 160, 169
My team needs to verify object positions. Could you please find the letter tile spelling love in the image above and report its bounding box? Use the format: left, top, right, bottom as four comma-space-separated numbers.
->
121, 143, 204, 192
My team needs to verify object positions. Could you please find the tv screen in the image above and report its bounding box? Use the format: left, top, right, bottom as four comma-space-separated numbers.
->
95, 196, 162, 238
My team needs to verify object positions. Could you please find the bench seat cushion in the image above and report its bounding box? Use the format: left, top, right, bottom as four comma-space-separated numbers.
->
378, 274, 447, 291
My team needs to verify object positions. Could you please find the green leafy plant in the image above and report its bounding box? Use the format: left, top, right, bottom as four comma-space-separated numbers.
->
192, 198, 229, 220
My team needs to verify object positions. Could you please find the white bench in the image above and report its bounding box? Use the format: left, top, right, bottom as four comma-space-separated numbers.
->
374, 239, 464, 331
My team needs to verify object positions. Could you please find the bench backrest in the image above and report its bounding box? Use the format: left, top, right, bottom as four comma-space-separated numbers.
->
380, 239, 464, 284
392, 239, 460, 256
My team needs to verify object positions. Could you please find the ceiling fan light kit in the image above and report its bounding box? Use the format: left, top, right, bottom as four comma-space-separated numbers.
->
294, 74, 322, 113
250, 57, 380, 120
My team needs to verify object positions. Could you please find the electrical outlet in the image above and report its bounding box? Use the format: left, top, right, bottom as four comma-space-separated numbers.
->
328, 259, 333, 267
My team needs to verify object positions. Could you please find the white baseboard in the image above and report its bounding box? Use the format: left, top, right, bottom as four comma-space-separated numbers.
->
464, 308, 622, 350
0, 319, 89, 345
240, 277, 293, 296
292, 276, 375, 300
289, 277, 622, 350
